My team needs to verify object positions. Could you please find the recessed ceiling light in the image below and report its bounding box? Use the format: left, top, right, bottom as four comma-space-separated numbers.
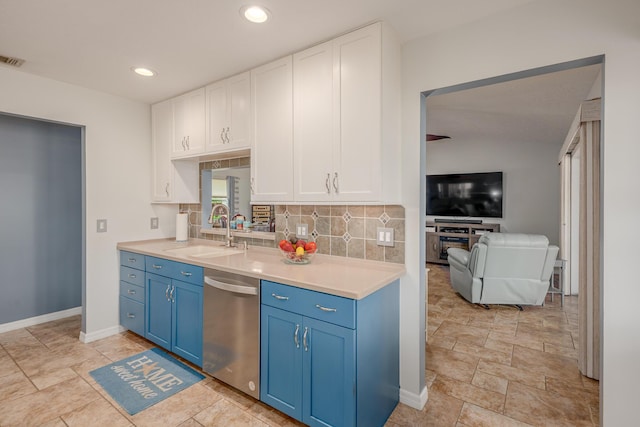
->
241, 5, 270, 23
132, 67, 156, 77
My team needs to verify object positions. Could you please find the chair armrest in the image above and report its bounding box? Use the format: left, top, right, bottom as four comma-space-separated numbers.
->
447, 248, 470, 266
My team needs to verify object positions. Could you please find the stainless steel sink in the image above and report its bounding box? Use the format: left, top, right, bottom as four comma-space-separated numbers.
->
164, 245, 243, 258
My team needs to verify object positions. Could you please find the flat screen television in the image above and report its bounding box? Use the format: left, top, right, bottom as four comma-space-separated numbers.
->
426, 172, 503, 218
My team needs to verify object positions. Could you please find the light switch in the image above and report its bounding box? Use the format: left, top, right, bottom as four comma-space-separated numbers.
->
97, 219, 107, 233
376, 227, 394, 247
150, 217, 159, 229
296, 223, 309, 239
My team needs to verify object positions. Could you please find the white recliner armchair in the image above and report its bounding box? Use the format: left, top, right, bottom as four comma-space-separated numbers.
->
447, 233, 559, 308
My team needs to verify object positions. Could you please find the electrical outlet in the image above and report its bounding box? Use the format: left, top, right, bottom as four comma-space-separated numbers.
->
296, 223, 309, 239
376, 227, 394, 247
150, 217, 159, 229
97, 219, 107, 233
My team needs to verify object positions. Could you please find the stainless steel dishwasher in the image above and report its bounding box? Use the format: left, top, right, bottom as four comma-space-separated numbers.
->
203, 269, 260, 399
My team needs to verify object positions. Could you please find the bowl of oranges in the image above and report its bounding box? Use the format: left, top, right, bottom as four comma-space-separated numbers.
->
278, 238, 317, 264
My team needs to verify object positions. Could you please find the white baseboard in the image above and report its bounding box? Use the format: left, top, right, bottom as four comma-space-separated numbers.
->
0, 307, 83, 334
399, 386, 428, 410
79, 325, 125, 343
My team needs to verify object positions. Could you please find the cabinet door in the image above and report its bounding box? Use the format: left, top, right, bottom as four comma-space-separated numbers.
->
251, 56, 294, 202
302, 317, 356, 427
171, 280, 203, 366
205, 81, 228, 152
145, 273, 172, 349
426, 232, 440, 264
260, 305, 303, 420
226, 72, 251, 149
151, 100, 173, 201
293, 41, 334, 202
333, 23, 382, 201
172, 88, 205, 158
205, 72, 251, 153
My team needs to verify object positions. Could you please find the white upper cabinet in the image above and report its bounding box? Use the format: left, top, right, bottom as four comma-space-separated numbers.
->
293, 41, 335, 201
250, 56, 294, 202
151, 100, 199, 203
171, 88, 205, 158
205, 72, 251, 153
293, 22, 400, 203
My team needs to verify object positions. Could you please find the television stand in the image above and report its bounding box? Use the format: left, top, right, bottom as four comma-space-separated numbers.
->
425, 220, 500, 265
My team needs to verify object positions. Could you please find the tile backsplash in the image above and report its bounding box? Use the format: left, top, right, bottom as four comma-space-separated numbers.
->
179, 155, 405, 264
275, 204, 404, 264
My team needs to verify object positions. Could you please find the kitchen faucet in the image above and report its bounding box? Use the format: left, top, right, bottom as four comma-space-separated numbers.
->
208, 203, 235, 247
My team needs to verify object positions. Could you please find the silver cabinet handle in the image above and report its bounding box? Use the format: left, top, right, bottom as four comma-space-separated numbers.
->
271, 293, 289, 301
128, 273, 136, 279
165, 284, 170, 301
205, 277, 258, 295
127, 313, 135, 318
180, 271, 192, 277
224, 127, 230, 143
250, 178, 255, 195
152, 264, 162, 269
333, 172, 339, 193
315, 304, 337, 313
165, 182, 170, 197
220, 128, 225, 143
325, 173, 331, 193
128, 258, 136, 263
127, 289, 136, 295
303, 327, 309, 352
181, 137, 185, 150
186, 135, 190, 149
294, 324, 300, 349
169, 285, 175, 303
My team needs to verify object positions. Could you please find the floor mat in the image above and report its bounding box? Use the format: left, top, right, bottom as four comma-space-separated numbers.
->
90, 347, 204, 415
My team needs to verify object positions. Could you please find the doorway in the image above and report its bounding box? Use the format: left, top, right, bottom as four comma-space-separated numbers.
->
421, 55, 603, 419
0, 113, 83, 328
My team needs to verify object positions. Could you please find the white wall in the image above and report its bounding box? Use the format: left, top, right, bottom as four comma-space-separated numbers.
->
401, 0, 640, 424
426, 137, 561, 244
0, 67, 178, 338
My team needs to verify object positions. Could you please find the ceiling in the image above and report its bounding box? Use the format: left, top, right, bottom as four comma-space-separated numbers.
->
426, 64, 602, 147
0, 0, 599, 147
0, 0, 535, 104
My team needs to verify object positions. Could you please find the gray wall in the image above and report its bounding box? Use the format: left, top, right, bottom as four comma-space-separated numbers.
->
426, 137, 561, 245
0, 114, 82, 324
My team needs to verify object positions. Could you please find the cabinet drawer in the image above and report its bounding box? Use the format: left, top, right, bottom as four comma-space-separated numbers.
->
120, 296, 144, 336
119, 281, 145, 304
261, 281, 355, 329
171, 261, 203, 286
146, 256, 176, 276
121, 251, 145, 270
145, 256, 203, 285
119, 265, 145, 288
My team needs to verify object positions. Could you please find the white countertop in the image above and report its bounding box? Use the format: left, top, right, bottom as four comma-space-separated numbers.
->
117, 238, 405, 300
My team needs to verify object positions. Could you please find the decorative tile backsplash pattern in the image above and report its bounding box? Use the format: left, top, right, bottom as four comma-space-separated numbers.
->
179, 155, 405, 264
275, 204, 405, 264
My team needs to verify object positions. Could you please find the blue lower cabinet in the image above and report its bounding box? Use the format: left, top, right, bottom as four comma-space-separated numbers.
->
261, 280, 399, 427
119, 251, 146, 335
303, 317, 355, 427
172, 279, 203, 365
146, 272, 172, 349
261, 306, 303, 419
145, 271, 203, 367
261, 307, 356, 427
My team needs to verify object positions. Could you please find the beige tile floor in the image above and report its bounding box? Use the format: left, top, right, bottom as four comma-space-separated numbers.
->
401, 264, 600, 427
0, 265, 598, 426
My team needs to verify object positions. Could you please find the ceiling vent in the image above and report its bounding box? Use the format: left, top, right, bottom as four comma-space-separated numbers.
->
0, 55, 25, 67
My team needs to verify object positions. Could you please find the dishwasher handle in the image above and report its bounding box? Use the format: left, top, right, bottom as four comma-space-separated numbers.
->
204, 276, 258, 295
